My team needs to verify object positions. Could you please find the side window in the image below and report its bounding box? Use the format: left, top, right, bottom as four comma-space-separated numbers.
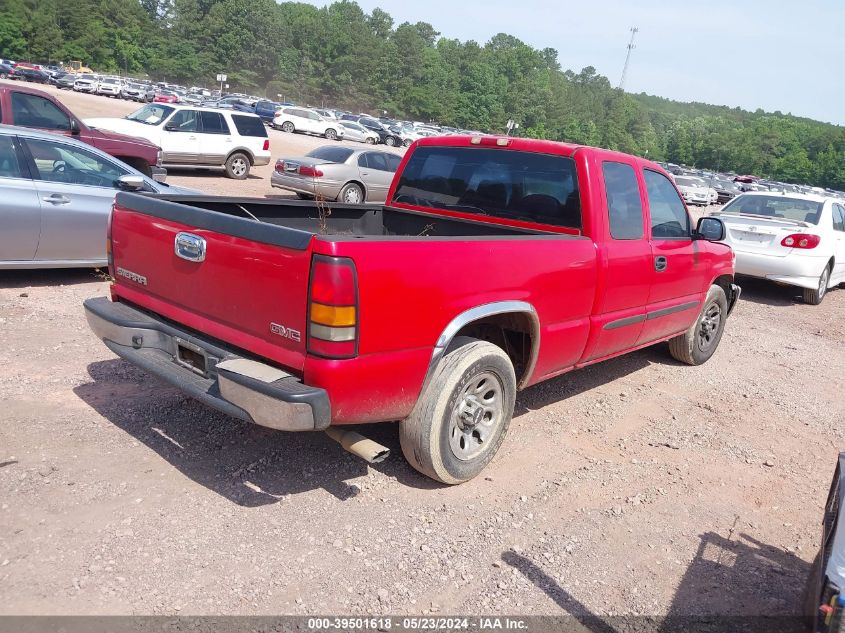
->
11, 92, 71, 131
385, 154, 401, 172
166, 110, 199, 132
833, 204, 845, 233
0, 135, 24, 179
644, 169, 691, 239
308, 111, 321, 121
603, 161, 644, 240
200, 111, 230, 135
358, 153, 369, 168
366, 153, 388, 172
24, 138, 127, 188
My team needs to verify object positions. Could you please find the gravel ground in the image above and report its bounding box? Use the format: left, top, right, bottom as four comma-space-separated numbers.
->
1, 82, 844, 618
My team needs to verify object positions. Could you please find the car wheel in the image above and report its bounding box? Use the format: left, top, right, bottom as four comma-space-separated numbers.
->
668, 284, 728, 365
225, 152, 250, 180
384, 136, 397, 147
281, 121, 295, 133
403, 138, 412, 147
324, 128, 338, 141
365, 137, 375, 145
400, 337, 516, 484
0, 73, 6, 79
339, 182, 364, 204
803, 264, 831, 305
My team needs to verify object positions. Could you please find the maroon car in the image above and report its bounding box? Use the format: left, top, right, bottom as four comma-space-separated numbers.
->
0, 83, 162, 178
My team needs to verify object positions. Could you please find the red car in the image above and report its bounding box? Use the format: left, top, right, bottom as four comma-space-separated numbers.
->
84, 136, 739, 483
153, 90, 179, 104
0, 83, 162, 177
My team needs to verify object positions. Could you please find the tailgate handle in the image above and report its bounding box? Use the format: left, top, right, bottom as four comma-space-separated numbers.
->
175, 232, 206, 262
654, 256, 668, 272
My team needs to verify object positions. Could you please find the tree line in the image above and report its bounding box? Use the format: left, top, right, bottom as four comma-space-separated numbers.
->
1, 0, 843, 189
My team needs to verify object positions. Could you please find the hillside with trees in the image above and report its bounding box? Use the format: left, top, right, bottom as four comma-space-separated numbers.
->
1, 0, 843, 188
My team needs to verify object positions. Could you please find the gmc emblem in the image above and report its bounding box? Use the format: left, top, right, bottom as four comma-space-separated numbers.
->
270, 322, 301, 342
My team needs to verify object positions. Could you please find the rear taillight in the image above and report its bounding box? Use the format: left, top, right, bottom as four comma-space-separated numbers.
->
299, 165, 324, 177
307, 255, 358, 359
106, 206, 114, 277
275, 159, 285, 174
781, 233, 820, 249
263, 139, 270, 151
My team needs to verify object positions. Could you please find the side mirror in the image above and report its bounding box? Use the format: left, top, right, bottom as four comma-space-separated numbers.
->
69, 119, 80, 135
117, 174, 145, 192
163, 123, 177, 131
696, 216, 726, 241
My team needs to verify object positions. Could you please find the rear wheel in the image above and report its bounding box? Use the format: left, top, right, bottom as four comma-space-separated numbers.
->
668, 284, 728, 365
324, 128, 338, 141
225, 152, 250, 180
281, 121, 294, 133
365, 137, 375, 144
119, 157, 152, 177
403, 138, 412, 147
339, 182, 364, 204
384, 136, 397, 147
803, 264, 831, 305
400, 337, 516, 484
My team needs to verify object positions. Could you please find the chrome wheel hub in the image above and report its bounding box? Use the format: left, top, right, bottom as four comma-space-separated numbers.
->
697, 302, 721, 352
449, 372, 503, 461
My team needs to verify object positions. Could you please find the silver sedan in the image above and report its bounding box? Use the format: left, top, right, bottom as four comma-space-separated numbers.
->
271, 145, 402, 204
0, 125, 194, 269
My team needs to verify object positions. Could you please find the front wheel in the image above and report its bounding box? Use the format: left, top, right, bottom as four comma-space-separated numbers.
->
400, 337, 516, 484
402, 138, 412, 147
384, 136, 396, 147
324, 128, 338, 141
803, 264, 831, 305
225, 152, 250, 180
365, 137, 375, 144
281, 121, 294, 133
668, 284, 728, 365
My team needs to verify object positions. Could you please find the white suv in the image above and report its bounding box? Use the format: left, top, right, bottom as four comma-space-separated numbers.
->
85, 104, 271, 179
73, 74, 99, 93
97, 77, 123, 97
272, 107, 345, 141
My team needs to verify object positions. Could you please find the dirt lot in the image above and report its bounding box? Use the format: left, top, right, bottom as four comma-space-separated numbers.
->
1, 83, 844, 618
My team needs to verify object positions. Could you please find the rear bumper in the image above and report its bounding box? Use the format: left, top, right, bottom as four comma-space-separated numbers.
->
734, 250, 829, 290
728, 283, 741, 315
84, 297, 330, 432
270, 172, 343, 200
253, 154, 271, 167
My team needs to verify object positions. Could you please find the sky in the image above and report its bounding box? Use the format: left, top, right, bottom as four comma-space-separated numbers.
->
304, 0, 845, 126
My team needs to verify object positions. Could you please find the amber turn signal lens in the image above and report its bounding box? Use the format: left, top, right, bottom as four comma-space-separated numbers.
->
310, 302, 356, 327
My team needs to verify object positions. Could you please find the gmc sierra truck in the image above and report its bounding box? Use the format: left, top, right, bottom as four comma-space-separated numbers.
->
84, 136, 739, 484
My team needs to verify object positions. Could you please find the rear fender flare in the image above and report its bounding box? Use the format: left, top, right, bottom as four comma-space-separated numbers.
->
422, 301, 540, 392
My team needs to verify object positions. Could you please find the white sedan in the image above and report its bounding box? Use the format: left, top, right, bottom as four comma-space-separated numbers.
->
712, 192, 845, 304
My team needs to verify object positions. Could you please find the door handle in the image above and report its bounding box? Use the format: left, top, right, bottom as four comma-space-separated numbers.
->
42, 194, 70, 205
654, 256, 668, 272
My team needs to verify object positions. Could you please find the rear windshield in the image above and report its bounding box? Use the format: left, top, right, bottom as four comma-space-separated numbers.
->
231, 114, 267, 137
722, 195, 823, 224
391, 146, 581, 229
306, 146, 354, 163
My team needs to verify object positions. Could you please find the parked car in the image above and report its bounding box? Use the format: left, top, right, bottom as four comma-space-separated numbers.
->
73, 74, 98, 93
85, 104, 271, 179
712, 180, 742, 205
805, 452, 845, 632
121, 82, 152, 102
341, 115, 401, 146
0, 83, 162, 177
271, 146, 401, 203
0, 126, 191, 269
83, 135, 738, 484
273, 107, 344, 141
50, 72, 76, 90
338, 121, 380, 144
712, 192, 845, 304
10, 67, 49, 84
182, 92, 204, 106
253, 100, 281, 123
153, 90, 179, 104
674, 176, 712, 206
0, 62, 13, 79
96, 77, 123, 98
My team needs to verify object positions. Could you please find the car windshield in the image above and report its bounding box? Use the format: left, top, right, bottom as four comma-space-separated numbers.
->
103, 78, 118, 84
675, 177, 704, 187
721, 195, 824, 224
306, 146, 354, 163
392, 145, 582, 230
125, 104, 174, 125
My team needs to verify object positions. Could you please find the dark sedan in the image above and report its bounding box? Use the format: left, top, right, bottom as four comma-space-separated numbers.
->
11, 67, 49, 83
341, 114, 401, 147
50, 73, 77, 90
0, 62, 12, 79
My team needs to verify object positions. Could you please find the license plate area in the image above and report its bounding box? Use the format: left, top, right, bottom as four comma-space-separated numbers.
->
174, 337, 208, 377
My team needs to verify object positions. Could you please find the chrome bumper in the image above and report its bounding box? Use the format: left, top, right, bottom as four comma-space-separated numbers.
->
83, 297, 330, 431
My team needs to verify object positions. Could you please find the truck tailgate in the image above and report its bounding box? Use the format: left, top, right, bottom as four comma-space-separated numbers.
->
109, 196, 314, 373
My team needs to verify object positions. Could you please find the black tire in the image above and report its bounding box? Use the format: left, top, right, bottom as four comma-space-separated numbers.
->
365, 137, 375, 144
224, 152, 250, 180
295, 193, 314, 200
281, 121, 295, 133
668, 284, 728, 365
119, 157, 153, 178
324, 128, 338, 141
803, 264, 832, 305
0, 73, 6, 80
338, 182, 364, 204
399, 337, 516, 484
402, 138, 412, 147
384, 136, 397, 147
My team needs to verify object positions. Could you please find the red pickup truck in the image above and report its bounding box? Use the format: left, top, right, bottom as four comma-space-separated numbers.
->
0, 83, 162, 178
84, 136, 739, 483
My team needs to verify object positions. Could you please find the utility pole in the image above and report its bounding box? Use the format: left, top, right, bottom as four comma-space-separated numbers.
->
618, 27, 638, 91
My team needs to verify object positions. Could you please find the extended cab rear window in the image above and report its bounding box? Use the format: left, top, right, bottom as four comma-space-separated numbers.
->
230, 114, 268, 138
392, 146, 581, 229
